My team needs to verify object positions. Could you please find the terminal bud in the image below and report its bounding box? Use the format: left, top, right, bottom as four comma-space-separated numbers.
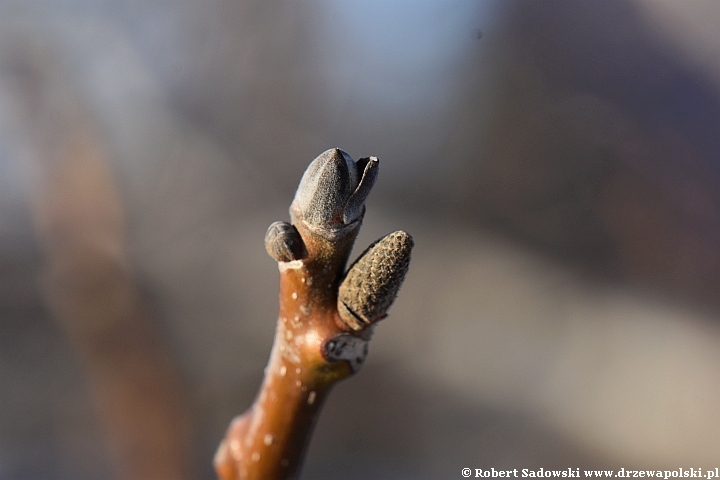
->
290, 148, 378, 240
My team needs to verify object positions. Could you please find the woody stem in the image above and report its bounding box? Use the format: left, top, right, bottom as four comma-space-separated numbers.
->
214, 222, 360, 480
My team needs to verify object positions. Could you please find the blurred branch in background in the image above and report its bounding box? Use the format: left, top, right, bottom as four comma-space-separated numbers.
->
2, 37, 193, 480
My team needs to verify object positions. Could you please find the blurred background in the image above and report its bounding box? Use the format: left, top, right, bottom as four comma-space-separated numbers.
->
1, 0, 720, 478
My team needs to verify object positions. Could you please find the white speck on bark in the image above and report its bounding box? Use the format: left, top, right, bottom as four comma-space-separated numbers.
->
230, 439, 241, 460
278, 260, 303, 272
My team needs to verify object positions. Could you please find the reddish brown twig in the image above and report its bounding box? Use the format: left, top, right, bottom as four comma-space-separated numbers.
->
215, 149, 413, 480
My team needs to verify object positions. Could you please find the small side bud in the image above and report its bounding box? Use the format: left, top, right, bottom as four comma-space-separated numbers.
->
337, 231, 414, 331
265, 221, 306, 262
323, 334, 369, 373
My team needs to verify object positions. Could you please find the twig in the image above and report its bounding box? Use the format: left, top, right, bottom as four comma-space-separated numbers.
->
214, 148, 413, 480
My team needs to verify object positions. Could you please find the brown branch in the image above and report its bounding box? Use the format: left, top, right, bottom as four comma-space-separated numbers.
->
215, 148, 413, 480
7, 44, 193, 480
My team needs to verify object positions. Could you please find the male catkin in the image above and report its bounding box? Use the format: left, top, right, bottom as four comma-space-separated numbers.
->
337, 230, 414, 331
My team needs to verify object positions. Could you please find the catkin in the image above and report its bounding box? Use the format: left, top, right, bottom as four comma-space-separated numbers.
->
337, 230, 414, 330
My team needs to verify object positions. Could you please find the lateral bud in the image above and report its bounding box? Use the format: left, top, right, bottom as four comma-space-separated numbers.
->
264, 221, 306, 262
337, 230, 414, 331
323, 334, 369, 373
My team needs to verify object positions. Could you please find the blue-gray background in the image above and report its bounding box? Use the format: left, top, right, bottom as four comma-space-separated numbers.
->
1, 1, 720, 478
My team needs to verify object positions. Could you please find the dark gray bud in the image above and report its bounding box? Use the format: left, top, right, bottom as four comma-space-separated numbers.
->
337, 231, 414, 331
290, 148, 378, 239
265, 221, 306, 262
